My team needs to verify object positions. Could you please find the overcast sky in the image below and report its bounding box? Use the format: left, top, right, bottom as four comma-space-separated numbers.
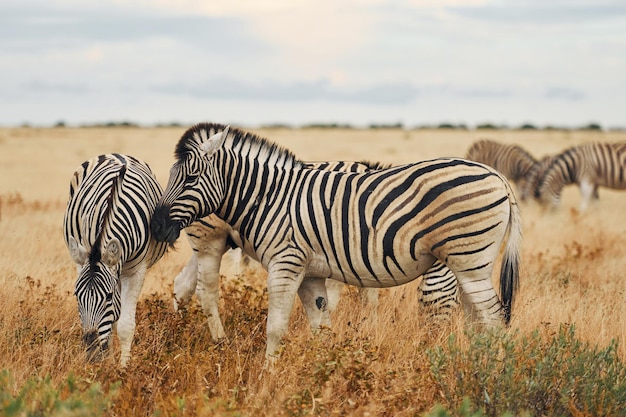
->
1, 0, 625, 128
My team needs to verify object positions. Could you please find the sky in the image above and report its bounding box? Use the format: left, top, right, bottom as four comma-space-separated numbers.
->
1, 0, 625, 128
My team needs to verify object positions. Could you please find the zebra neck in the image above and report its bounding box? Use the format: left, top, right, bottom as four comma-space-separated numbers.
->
215, 157, 301, 245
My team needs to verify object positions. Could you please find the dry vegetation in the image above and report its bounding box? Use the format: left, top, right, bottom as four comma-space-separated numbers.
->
0, 127, 625, 416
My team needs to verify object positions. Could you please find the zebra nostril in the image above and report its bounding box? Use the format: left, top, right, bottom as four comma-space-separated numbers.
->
83, 329, 99, 349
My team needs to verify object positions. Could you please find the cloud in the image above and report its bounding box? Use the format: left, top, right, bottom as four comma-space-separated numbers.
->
543, 87, 586, 101
152, 77, 420, 105
446, 2, 626, 24
454, 88, 513, 99
20, 80, 89, 94
0, 4, 268, 56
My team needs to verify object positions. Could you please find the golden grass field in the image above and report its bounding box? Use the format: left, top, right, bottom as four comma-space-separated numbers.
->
0, 126, 625, 415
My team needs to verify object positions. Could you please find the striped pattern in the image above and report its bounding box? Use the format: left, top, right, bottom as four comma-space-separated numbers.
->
418, 261, 460, 321
466, 139, 539, 201
173, 161, 461, 341
152, 123, 522, 359
536, 142, 626, 211
63, 154, 167, 366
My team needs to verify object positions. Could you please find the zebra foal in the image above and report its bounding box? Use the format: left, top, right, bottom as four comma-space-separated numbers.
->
466, 139, 539, 201
173, 161, 460, 342
151, 124, 521, 361
63, 154, 167, 366
535, 142, 626, 211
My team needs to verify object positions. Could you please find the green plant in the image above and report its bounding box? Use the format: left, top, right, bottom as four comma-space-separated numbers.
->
0, 369, 118, 417
427, 325, 626, 416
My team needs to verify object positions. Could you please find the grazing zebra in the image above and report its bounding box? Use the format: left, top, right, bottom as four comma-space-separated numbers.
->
151, 123, 521, 361
466, 139, 539, 201
173, 160, 461, 342
63, 154, 167, 366
535, 142, 626, 211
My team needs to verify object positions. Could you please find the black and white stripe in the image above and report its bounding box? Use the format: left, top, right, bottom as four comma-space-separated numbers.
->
151, 123, 522, 359
466, 139, 539, 201
63, 153, 167, 365
535, 142, 626, 211
173, 161, 461, 341
418, 261, 460, 321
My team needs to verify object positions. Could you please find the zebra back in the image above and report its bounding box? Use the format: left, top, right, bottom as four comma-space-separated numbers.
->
466, 139, 539, 200
65, 154, 167, 270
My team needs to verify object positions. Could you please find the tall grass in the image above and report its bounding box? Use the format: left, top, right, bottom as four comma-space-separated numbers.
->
1, 128, 625, 415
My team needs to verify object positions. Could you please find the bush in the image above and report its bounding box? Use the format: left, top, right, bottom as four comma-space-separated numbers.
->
427, 325, 626, 416
0, 370, 119, 416
579, 123, 603, 131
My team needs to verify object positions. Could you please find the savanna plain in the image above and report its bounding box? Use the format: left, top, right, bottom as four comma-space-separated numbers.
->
0, 127, 625, 416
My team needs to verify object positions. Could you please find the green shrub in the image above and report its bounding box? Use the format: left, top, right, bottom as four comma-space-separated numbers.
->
427, 325, 626, 416
0, 369, 118, 416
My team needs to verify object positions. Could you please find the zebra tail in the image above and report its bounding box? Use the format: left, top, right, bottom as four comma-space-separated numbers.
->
499, 187, 522, 325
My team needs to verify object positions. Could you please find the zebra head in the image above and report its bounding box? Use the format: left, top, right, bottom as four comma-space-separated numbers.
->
152, 124, 230, 244
70, 236, 123, 363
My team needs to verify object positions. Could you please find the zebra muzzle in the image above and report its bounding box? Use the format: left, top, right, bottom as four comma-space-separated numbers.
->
151, 205, 182, 244
83, 330, 107, 363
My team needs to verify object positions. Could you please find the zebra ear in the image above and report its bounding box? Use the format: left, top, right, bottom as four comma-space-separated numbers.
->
200, 126, 229, 158
102, 238, 122, 268
68, 236, 88, 265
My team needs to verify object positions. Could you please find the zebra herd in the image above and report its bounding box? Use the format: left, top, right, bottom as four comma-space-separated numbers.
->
65, 123, 623, 366
466, 139, 626, 212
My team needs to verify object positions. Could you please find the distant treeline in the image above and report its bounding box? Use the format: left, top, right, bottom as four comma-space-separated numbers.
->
20, 120, 622, 132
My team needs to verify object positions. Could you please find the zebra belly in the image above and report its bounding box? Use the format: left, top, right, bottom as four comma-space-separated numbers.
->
308, 253, 436, 288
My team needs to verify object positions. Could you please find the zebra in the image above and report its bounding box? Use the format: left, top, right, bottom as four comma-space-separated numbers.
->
535, 142, 626, 211
466, 139, 539, 201
151, 123, 521, 361
173, 161, 460, 342
523, 154, 600, 205
63, 153, 167, 366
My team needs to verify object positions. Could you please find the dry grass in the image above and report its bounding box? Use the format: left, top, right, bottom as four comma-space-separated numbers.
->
0, 127, 625, 415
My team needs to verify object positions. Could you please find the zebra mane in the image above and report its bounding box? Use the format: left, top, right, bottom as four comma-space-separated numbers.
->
88, 162, 127, 271
534, 147, 578, 194
175, 123, 304, 169
358, 160, 392, 170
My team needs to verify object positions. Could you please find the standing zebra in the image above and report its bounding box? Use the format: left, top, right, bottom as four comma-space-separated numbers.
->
466, 139, 539, 201
64, 154, 167, 366
173, 161, 460, 342
151, 123, 521, 361
535, 142, 626, 211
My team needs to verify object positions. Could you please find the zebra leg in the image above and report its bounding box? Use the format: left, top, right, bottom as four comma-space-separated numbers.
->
324, 279, 344, 313
265, 264, 305, 361
297, 277, 331, 331
325, 280, 379, 313
231, 248, 257, 277
448, 245, 505, 326
579, 179, 595, 212
195, 247, 228, 341
173, 252, 198, 311
454, 271, 504, 327
117, 266, 147, 367
418, 261, 459, 322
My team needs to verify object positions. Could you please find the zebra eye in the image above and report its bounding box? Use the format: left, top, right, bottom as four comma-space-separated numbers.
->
105, 293, 113, 303
185, 174, 199, 184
